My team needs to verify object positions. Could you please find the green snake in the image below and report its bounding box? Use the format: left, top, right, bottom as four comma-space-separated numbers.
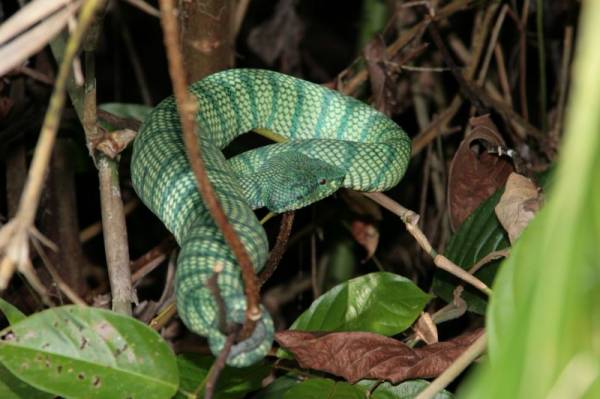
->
130, 69, 411, 366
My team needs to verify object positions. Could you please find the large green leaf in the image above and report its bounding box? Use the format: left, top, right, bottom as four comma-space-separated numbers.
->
290, 272, 431, 334
462, 2, 600, 397
175, 353, 270, 399
0, 364, 52, 399
0, 305, 178, 399
0, 298, 26, 325
283, 378, 365, 399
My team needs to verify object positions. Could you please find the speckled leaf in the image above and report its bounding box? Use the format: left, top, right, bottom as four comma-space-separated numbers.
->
0, 298, 26, 325
283, 378, 366, 399
290, 272, 431, 334
175, 353, 270, 399
0, 305, 178, 399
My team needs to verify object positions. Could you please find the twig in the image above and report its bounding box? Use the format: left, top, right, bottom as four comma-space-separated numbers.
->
232, 0, 251, 38
494, 44, 512, 106
158, 0, 261, 340
31, 238, 87, 306
363, 192, 492, 296
0, 0, 106, 290
203, 326, 241, 399
415, 332, 487, 399
427, 19, 487, 114
339, 0, 473, 95
476, 5, 508, 86
122, 0, 160, 18
536, 0, 547, 132
468, 248, 510, 275
0, 1, 82, 77
258, 212, 295, 287
552, 25, 574, 140
130, 236, 176, 282
79, 199, 139, 243
206, 262, 228, 335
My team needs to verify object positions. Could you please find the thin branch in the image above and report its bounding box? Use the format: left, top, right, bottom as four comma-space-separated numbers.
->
122, 0, 161, 18
203, 327, 241, 399
158, 0, 261, 340
258, 212, 295, 287
363, 192, 492, 296
536, 0, 547, 132
415, 332, 487, 399
552, 25, 574, 140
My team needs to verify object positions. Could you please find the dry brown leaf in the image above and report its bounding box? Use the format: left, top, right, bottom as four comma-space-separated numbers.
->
350, 220, 379, 262
448, 115, 514, 230
94, 129, 137, 159
495, 172, 543, 244
275, 329, 483, 383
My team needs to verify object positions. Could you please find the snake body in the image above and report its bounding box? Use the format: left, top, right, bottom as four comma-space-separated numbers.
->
131, 69, 411, 366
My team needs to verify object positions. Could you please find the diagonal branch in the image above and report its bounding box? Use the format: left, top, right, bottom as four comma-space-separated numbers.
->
157, 0, 260, 340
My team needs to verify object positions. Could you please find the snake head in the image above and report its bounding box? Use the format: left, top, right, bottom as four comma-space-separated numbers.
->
262, 152, 345, 213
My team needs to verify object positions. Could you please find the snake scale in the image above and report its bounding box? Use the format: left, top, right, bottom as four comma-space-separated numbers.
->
131, 69, 411, 366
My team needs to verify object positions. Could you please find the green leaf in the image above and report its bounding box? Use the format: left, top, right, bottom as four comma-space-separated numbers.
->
0, 298, 26, 325
358, 379, 454, 399
0, 305, 178, 399
283, 378, 365, 399
290, 272, 430, 334
253, 375, 301, 399
175, 353, 270, 399
432, 171, 553, 315
0, 363, 53, 399
461, 2, 600, 397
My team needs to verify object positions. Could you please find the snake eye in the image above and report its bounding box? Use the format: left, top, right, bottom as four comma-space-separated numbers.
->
319, 179, 327, 185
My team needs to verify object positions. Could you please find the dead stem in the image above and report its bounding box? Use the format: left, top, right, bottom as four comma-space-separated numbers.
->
363, 192, 492, 296
0, 0, 107, 291
415, 332, 487, 399
258, 212, 296, 287
158, 0, 261, 340
203, 326, 241, 399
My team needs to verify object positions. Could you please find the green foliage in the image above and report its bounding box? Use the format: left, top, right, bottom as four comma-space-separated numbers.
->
289, 272, 431, 334
0, 305, 178, 399
283, 378, 365, 399
175, 353, 270, 399
462, 1, 600, 397
0, 364, 52, 399
0, 297, 26, 325
99, 103, 153, 131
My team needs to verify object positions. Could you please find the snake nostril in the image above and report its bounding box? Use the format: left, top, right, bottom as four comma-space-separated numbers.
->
319, 179, 327, 185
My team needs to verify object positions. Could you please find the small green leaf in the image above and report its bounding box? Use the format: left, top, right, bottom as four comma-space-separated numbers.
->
358, 379, 454, 399
290, 272, 431, 335
0, 298, 26, 325
175, 353, 270, 399
0, 305, 178, 399
0, 363, 52, 399
283, 378, 365, 399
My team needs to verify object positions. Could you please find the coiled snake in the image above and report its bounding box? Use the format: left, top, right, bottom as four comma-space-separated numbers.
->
131, 69, 411, 366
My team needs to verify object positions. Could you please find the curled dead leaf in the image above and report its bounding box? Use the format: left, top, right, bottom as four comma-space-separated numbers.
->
448, 115, 514, 230
94, 129, 137, 159
495, 172, 543, 244
275, 329, 483, 384
414, 312, 438, 345
350, 220, 379, 262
